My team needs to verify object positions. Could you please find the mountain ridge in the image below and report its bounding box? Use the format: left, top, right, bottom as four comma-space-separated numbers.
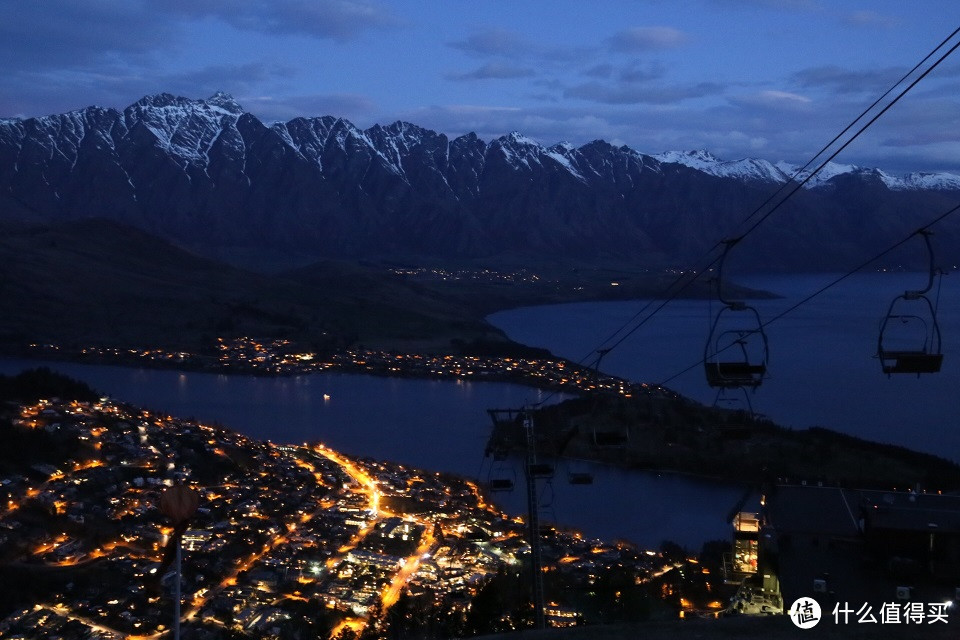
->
2, 92, 959, 271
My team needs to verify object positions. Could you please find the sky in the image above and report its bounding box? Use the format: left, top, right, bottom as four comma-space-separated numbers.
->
2, 0, 960, 174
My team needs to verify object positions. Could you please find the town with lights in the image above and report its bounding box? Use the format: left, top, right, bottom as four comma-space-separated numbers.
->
0, 376, 708, 640
23, 336, 645, 397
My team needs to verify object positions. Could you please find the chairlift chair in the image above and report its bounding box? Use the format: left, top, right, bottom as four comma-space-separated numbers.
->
703, 239, 769, 390
528, 462, 555, 479
877, 310, 943, 375
488, 464, 516, 493
568, 471, 594, 485
592, 425, 629, 448
712, 387, 755, 440
876, 230, 944, 377
704, 312, 769, 389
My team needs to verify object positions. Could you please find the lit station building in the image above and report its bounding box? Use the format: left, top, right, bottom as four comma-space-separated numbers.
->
724, 510, 783, 615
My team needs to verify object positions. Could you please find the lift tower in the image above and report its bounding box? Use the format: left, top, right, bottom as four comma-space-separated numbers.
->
486, 408, 547, 629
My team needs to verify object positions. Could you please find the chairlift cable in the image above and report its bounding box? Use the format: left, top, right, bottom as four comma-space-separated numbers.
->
554, 26, 960, 386
657, 202, 960, 387
738, 25, 960, 226
934, 269, 944, 315
530, 27, 960, 407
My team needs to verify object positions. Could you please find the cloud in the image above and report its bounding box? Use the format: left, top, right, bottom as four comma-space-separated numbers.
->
710, 0, 822, 10
607, 27, 688, 52
583, 64, 613, 79
564, 81, 724, 105
448, 28, 534, 58
0, 60, 305, 119
164, 63, 297, 94
0, 1, 177, 71
844, 10, 897, 28
729, 90, 812, 111
619, 61, 666, 83
792, 65, 905, 94
448, 63, 536, 81
0, 1, 396, 74
166, 0, 398, 41
448, 27, 596, 66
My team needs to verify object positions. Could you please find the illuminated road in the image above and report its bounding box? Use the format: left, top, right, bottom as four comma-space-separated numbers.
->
183, 446, 336, 622
48, 603, 128, 639
27, 441, 438, 640
381, 521, 436, 608
312, 444, 382, 513
312, 445, 440, 635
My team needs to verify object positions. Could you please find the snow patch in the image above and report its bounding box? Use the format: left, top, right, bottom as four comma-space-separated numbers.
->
655, 149, 787, 183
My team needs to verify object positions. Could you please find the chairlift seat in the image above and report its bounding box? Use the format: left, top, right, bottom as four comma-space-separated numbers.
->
528, 463, 554, 479
879, 351, 943, 375
593, 431, 628, 447
488, 478, 514, 492
704, 362, 766, 388
568, 472, 594, 485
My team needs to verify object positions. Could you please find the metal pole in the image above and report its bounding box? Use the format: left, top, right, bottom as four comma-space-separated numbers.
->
524, 414, 546, 629
174, 536, 182, 640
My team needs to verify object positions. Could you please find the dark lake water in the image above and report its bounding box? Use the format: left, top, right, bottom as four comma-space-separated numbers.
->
8, 273, 941, 551
490, 273, 960, 462
0, 359, 742, 551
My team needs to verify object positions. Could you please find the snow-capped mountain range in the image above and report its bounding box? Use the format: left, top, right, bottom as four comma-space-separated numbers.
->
654, 149, 960, 191
1, 92, 959, 271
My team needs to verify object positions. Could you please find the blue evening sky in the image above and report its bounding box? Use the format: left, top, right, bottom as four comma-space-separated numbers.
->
2, 0, 960, 173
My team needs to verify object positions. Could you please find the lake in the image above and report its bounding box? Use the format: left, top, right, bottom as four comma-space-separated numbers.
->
0, 358, 743, 551
490, 272, 960, 461
6, 273, 940, 551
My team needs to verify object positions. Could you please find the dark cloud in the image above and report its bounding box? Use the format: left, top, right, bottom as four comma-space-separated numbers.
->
164, 63, 298, 95
583, 64, 613, 78
879, 131, 960, 147
0, 0, 393, 117
0, 1, 177, 70
710, 0, 822, 10
791, 65, 905, 94
564, 81, 724, 105
165, 0, 399, 41
448, 63, 536, 81
448, 27, 596, 65
0, 61, 300, 119
607, 27, 688, 52
619, 61, 666, 83
0, 0, 396, 76
448, 28, 534, 58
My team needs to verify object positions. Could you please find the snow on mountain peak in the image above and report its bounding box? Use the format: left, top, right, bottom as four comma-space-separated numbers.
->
130, 92, 243, 118
502, 131, 539, 146
206, 91, 244, 114
902, 172, 960, 190
123, 93, 247, 163
655, 149, 786, 183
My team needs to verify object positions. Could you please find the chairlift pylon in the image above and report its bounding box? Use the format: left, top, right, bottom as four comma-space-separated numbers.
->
877, 230, 944, 376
